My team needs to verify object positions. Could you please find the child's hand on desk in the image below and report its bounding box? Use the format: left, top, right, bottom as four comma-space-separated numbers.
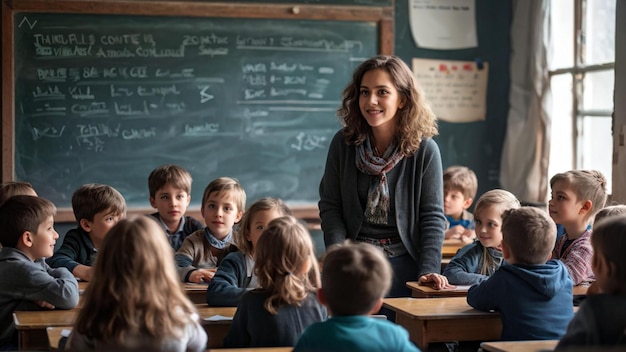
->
418, 273, 455, 290
445, 225, 465, 240
460, 229, 476, 244
34, 300, 55, 309
188, 268, 217, 283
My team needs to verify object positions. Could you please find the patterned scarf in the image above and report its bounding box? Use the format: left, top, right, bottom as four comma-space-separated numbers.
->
356, 136, 404, 224
204, 228, 233, 249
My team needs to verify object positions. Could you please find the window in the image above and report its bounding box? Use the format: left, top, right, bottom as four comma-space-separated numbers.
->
548, 0, 615, 193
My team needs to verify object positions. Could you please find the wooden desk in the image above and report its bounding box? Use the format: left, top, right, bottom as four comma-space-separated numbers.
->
442, 239, 465, 258
383, 297, 501, 350
14, 306, 236, 351
78, 281, 207, 304
572, 284, 589, 296
213, 348, 292, 351
406, 281, 470, 298
480, 339, 558, 352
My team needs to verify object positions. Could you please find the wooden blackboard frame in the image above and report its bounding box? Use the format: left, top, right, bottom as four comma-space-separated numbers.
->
2, 0, 394, 223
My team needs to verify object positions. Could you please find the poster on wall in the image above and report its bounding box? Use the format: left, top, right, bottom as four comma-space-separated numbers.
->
412, 58, 488, 123
409, 0, 477, 49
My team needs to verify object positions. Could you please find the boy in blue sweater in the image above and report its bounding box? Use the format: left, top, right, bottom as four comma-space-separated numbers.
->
294, 241, 420, 352
0, 196, 79, 349
467, 207, 573, 340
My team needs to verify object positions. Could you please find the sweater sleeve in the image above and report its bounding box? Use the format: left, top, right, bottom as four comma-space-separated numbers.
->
559, 237, 594, 285
555, 302, 596, 348
466, 271, 502, 312
415, 139, 446, 276
318, 131, 350, 248
19, 260, 79, 309
206, 253, 249, 307
176, 237, 197, 282
442, 244, 489, 285
46, 229, 86, 273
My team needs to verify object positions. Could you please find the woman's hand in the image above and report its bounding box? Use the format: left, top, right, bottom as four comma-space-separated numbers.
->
418, 273, 455, 290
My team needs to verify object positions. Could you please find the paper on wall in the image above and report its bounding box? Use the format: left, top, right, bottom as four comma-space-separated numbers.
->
409, 0, 478, 49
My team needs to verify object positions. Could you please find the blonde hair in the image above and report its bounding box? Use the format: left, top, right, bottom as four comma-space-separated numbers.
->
254, 215, 320, 314
502, 207, 556, 264
148, 164, 193, 197
339, 55, 438, 156
474, 189, 521, 275
321, 241, 391, 316
235, 197, 291, 256
72, 183, 126, 222
0, 181, 37, 206
550, 170, 608, 221
443, 165, 478, 200
73, 216, 199, 344
594, 204, 626, 225
591, 216, 626, 293
201, 177, 246, 214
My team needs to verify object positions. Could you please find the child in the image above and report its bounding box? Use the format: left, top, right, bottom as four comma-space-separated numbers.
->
294, 241, 420, 352
442, 189, 521, 285
176, 177, 246, 283
0, 196, 79, 348
594, 204, 626, 224
0, 181, 37, 206
224, 215, 327, 347
148, 164, 204, 251
443, 165, 478, 243
467, 207, 574, 340
206, 197, 291, 306
47, 184, 126, 282
556, 216, 626, 349
66, 216, 207, 351
549, 170, 608, 285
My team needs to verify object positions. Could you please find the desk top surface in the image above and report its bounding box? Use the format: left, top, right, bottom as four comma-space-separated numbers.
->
14, 306, 236, 329
383, 297, 498, 319
480, 339, 558, 352
78, 281, 207, 293
405, 281, 470, 296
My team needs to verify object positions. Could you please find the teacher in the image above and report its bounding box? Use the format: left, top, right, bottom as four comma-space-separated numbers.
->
318, 55, 448, 301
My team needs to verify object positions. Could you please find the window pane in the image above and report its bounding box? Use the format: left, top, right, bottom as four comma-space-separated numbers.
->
578, 115, 613, 192
548, 74, 574, 179
584, 0, 615, 65
549, 1, 574, 70
583, 69, 615, 111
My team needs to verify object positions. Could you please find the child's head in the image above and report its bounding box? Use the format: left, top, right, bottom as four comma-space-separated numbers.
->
235, 197, 291, 256
74, 216, 198, 343
549, 170, 608, 225
443, 165, 478, 218
320, 241, 391, 316
338, 55, 438, 157
0, 181, 37, 206
501, 207, 557, 265
593, 204, 626, 225
148, 164, 193, 226
591, 216, 626, 294
0, 195, 57, 259
72, 184, 126, 244
254, 215, 320, 314
200, 177, 246, 240
473, 189, 521, 249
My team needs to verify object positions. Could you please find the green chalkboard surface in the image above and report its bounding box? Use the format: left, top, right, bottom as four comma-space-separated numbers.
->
13, 12, 378, 207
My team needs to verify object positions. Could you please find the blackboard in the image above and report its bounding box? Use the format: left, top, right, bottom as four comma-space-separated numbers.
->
4, 1, 392, 215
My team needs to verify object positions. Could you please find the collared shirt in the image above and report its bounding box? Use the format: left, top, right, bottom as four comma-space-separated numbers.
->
158, 216, 186, 251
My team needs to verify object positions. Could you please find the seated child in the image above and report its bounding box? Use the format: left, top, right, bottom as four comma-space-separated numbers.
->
556, 216, 626, 349
594, 204, 626, 224
176, 177, 245, 283
294, 241, 420, 352
47, 184, 126, 281
66, 216, 207, 351
442, 189, 521, 286
206, 197, 291, 306
443, 165, 478, 242
467, 207, 574, 340
0, 196, 79, 348
224, 216, 327, 348
148, 164, 204, 251
549, 170, 607, 285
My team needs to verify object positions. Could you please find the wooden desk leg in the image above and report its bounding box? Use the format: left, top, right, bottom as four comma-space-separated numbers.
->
19, 329, 49, 351
395, 313, 428, 350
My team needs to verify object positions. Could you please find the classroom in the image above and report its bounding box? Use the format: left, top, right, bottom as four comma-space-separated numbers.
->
1, 0, 625, 351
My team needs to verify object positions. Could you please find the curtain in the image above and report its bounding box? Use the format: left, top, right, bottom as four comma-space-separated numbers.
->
499, 0, 551, 205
